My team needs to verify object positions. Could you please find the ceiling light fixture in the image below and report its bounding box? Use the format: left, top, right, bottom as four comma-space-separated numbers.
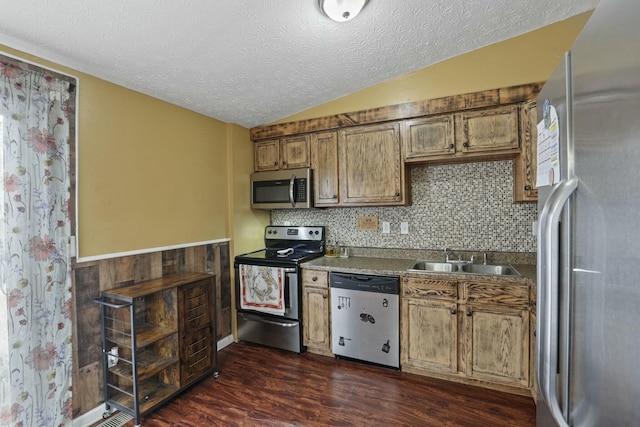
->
318, 0, 369, 22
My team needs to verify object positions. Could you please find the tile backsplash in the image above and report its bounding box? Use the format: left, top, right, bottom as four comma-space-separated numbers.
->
272, 160, 538, 253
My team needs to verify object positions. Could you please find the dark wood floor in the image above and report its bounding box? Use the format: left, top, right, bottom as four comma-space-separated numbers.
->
122, 342, 536, 426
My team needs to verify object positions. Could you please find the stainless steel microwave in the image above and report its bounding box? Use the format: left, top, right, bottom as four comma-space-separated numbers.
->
250, 168, 313, 209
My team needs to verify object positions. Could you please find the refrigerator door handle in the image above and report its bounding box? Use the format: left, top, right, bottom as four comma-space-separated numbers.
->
538, 176, 578, 427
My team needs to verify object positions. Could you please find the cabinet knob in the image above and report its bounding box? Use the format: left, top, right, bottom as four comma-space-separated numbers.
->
463, 142, 469, 148
395, 191, 400, 197
524, 185, 532, 191
282, 161, 287, 166
273, 161, 278, 166
448, 143, 454, 149
333, 194, 337, 199
312, 276, 318, 282
323, 294, 327, 299
466, 310, 472, 317
450, 309, 456, 315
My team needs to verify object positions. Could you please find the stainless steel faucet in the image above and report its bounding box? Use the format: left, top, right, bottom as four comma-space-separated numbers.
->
445, 248, 474, 264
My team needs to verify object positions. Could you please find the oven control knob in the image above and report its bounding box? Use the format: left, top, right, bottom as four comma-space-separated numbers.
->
309, 230, 313, 235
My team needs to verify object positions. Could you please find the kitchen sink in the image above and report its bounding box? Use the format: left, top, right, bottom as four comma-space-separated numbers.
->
459, 264, 520, 276
408, 261, 457, 273
408, 260, 520, 276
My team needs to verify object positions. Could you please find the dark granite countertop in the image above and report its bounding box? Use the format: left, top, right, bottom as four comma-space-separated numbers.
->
302, 256, 536, 286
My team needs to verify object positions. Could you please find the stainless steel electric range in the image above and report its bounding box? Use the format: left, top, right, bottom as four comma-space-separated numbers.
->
234, 225, 325, 353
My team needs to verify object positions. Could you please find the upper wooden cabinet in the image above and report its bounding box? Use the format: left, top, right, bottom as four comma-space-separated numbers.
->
403, 115, 455, 160
251, 83, 542, 205
403, 105, 520, 164
513, 100, 538, 203
338, 122, 408, 206
254, 135, 310, 171
311, 131, 339, 206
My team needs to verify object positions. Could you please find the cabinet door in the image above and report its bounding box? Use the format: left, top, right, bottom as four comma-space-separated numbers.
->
401, 298, 457, 374
403, 115, 455, 161
338, 122, 406, 206
254, 139, 280, 171
181, 327, 213, 386
456, 105, 519, 153
179, 279, 215, 386
281, 135, 311, 169
514, 100, 538, 202
463, 304, 529, 387
302, 286, 331, 354
311, 131, 339, 206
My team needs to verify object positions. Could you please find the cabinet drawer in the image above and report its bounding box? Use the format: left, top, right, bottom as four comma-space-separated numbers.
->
303, 269, 328, 288
182, 281, 212, 329
402, 277, 457, 300
181, 327, 213, 384
464, 281, 528, 308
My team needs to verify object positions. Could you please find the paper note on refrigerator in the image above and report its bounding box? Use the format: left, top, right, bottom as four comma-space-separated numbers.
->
536, 101, 560, 187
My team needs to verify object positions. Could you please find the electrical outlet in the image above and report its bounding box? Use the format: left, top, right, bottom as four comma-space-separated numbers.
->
532, 221, 538, 236
382, 222, 390, 234
400, 222, 409, 234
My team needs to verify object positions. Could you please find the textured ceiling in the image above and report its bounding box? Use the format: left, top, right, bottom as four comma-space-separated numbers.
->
0, 0, 597, 128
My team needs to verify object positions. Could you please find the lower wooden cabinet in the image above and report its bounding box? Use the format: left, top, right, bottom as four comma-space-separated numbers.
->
302, 269, 332, 355
401, 297, 458, 374
401, 275, 531, 395
463, 303, 529, 388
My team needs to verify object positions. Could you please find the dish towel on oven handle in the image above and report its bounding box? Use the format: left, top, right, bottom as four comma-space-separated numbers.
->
239, 264, 285, 316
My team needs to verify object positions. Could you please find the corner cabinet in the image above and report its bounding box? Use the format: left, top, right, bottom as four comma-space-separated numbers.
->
254, 135, 311, 171
302, 269, 332, 356
338, 122, 408, 206
94, 273, 218, 425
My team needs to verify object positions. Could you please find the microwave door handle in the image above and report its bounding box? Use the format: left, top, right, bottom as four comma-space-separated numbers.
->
289, 173, 296, 207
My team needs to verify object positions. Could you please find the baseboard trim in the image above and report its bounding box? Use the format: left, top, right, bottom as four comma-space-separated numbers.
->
73, 334, 234, 427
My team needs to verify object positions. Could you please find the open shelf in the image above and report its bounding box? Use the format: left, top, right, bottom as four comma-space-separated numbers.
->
109, 350, 178, 382
109, 379, 179, 416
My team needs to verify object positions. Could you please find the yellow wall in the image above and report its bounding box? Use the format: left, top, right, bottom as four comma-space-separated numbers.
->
274, 11, 592, 124
228, 124, 270, 256
0, 44, 263, 259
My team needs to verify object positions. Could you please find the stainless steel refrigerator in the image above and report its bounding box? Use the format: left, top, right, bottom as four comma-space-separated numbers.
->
536, 0, 640, 425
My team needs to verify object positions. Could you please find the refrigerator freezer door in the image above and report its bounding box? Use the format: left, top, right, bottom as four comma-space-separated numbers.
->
537, 0, 640, 425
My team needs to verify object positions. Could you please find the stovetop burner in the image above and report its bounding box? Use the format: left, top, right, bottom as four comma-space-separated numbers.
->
235, 225, 325, 267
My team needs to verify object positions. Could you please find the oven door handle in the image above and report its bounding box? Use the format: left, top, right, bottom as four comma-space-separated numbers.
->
289, 173, 296, 207
238, 312, 298, 328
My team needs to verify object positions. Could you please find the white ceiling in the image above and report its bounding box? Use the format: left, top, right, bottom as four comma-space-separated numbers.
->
0, 0, 597, 128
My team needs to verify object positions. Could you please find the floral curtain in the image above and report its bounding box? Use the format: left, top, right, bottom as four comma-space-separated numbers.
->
0, 57, 75, 426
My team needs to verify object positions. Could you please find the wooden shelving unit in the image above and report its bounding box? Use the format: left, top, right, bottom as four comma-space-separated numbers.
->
94, 273, 218, 426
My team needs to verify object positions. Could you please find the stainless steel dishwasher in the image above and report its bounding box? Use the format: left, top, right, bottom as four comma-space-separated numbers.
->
330, 272, 399, 369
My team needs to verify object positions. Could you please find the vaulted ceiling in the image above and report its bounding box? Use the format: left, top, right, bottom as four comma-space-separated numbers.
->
0, 0, 597, 128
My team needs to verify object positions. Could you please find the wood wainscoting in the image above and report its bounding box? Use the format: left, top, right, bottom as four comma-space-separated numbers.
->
72, 242, 231, 420
116, 342, 535, 426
